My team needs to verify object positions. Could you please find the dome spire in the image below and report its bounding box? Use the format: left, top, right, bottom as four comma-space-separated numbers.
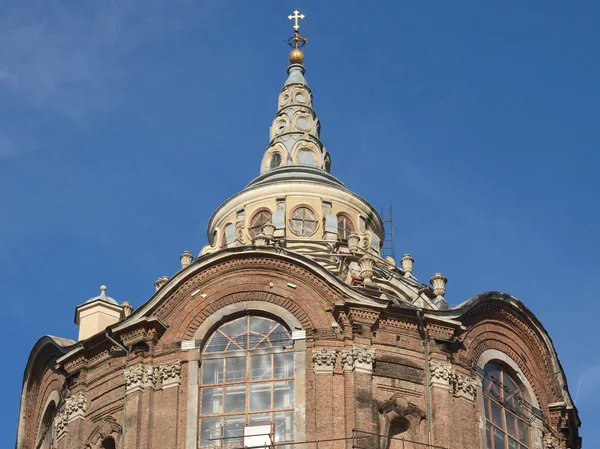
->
258, 11, 331, 176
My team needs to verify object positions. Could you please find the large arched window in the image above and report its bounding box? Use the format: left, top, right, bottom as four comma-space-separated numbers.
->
483, 363, 530, 449
199, 315, 294, 448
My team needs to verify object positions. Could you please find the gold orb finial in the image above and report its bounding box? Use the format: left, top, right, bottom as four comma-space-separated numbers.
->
289, 48, 304, 65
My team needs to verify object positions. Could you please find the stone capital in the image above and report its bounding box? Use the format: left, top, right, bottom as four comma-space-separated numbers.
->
159, 361, 182, 389
341, 346, 375, 374
312, 348, 337, 373
55, 392, 87, 441
124, 364, 158, 394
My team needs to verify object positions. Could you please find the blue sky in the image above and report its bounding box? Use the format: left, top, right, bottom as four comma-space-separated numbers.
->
3, 1, 598, 446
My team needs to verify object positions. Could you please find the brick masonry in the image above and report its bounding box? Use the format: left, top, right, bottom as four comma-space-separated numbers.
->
17, 253, 580, 449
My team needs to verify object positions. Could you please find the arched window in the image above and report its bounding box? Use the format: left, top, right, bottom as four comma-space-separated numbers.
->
249, 210, 272, 237
270, 153, 282, 169
337, 214, 355, 240
289, 206, 317, 236
483, 363, 530, 449
199, 315, 294, 448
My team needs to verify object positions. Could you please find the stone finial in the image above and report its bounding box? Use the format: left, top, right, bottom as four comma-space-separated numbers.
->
154, 276, 169, 291
121, 301, 134, 317
347, 234, 360, 253
358, 255, 376, 284
430, 273, 448, 300
180, 251, 193, 269
401, 254, 414, 275
262, 223, 276, 239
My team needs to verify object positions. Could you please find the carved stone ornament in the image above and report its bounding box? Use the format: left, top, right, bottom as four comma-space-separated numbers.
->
543, 434, 561, 449
124, 364, 158, 393
429, 362, 477, 401
159, 361, 182, 389
55, 392, 87, 441
312, 348, 337, 373
341, 346, 375, 374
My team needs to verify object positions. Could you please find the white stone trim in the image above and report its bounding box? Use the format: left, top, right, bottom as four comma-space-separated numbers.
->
55, 392, 87, 441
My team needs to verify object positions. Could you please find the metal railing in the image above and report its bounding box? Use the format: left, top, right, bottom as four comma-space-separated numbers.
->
207, 429, 450, 449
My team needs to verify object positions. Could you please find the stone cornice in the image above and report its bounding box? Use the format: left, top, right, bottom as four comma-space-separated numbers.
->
114, 249, 391, 330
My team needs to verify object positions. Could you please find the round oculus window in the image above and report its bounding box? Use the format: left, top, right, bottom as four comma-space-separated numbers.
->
290, 207, 317, 236
295, 92, 306, 103
280, 93, 290, 106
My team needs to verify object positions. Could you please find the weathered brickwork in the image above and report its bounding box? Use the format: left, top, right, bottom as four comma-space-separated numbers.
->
17, 254, 580, 449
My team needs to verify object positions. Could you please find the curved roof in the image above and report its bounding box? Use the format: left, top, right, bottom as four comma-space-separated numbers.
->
84, 285, 118, 305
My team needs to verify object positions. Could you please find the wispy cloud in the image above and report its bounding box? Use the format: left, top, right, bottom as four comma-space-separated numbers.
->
0, 1, 218, 157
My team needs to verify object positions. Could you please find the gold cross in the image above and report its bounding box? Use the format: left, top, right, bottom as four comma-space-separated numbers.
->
288, 10, 305, 31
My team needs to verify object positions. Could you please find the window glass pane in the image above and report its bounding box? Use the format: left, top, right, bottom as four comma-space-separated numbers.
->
274, 353, 294, 378
224, 384, 246, 414
274, 411, 294, 442
491, 400, 504, 427
250, 383, 272, 412
202, 359, 223, 385
251, 355, 272, 380
221, 318, 247, 338
200, 417, 222, 447
249, 413, 272, 426
517, 419, 529, 445
493, 427, 505, 449
274, 381, 294, 409
484, 364, 502, 399
270, 325, 292, 347
251, 316, 278, 334
485, 422, 492, 449
226, 357, 246, 383
223, 415, 244, 446
229, 335, 247, 351
202, 387, 223, 415
506, 412, 517, 438
205, 334, 229, 353
508, 436, 518, 449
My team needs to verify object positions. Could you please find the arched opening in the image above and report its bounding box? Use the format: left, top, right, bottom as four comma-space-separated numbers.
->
336, 214, 355, 241
483, 362, 531, 449
269, 153, 282, 169
38, 401, 56, 449
100, 436, 117, 449
198, 314, 295, 448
